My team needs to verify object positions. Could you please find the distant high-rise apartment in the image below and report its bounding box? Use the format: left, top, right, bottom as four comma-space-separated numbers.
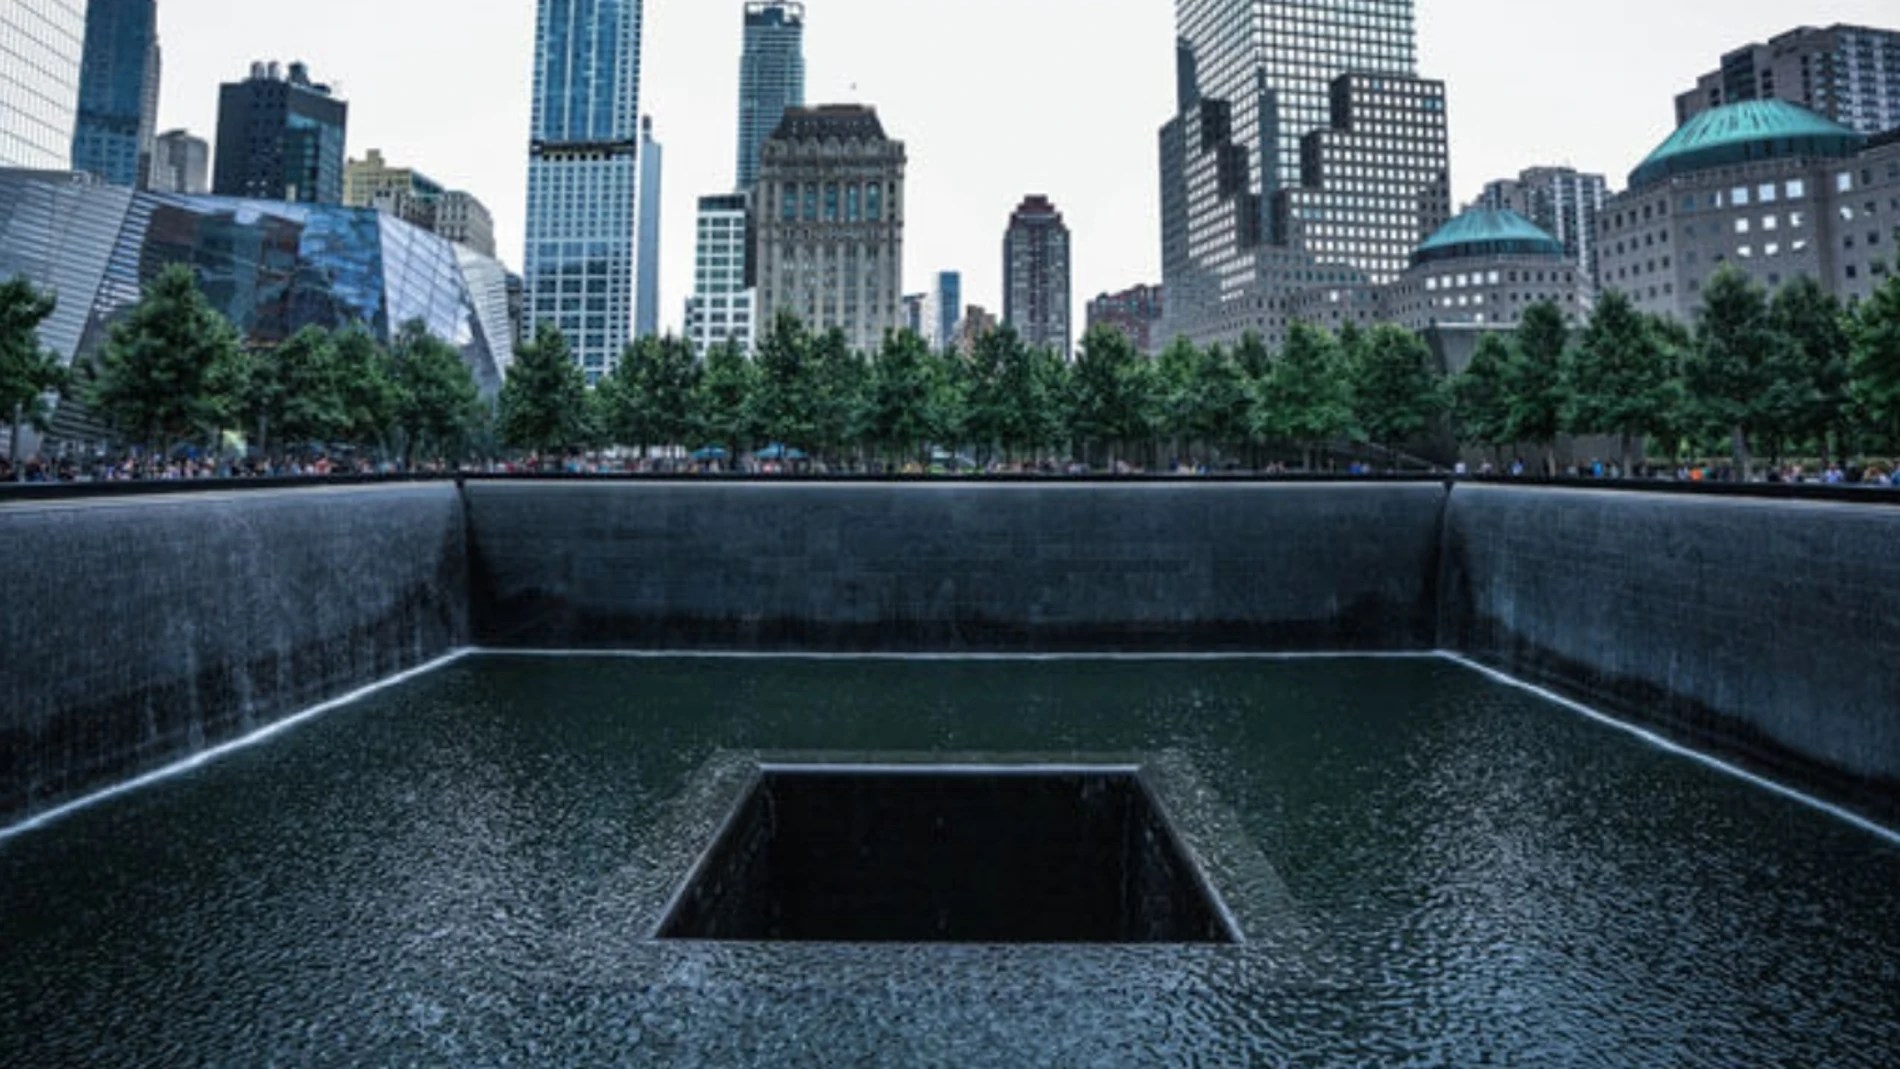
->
0, 1, 86, 169
955, 305, 998, 358
736, 2, 806, 192
684, 193, 756, 354
71, 0, 159, 187
902, 293, 929, 339
637, 115, 663, 338
434, 191, 496, 259
1479, 166, 1608, 294
1003, 195, 1073, 358
1159, 0, 1442, 347
1087, 284, 1165, 354
754, 105, 905, 355
524, 0, 645, 381
343, 149, 495, 256
213, 61, 347, 204
1676, 25, 1900, 135
149, 129, 208, 194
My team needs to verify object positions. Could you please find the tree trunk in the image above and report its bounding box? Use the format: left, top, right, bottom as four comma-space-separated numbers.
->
10, 402, 22, 483
1732, 425, 1752, 481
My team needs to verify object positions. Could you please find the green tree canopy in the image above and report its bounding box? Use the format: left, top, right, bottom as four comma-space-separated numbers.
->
0, 275, 70, 436
1450, 332, 1513, 454
1257, 322, 1354, 469
1685, 267, 1777, 475
603, 333, 699, 456
499, 322, 592, 456
1764, 275, 1850, 458
331, 324, 402, 453
250, 325, 346, 451
868, 329, 934, 463
1068, 324, 1155, 467
1348, 324, 1442, 464
391, 320, 480, 463
88, 264, 248, 452
1501, 301, 1569, 469
1566, 289, 1681, 469
1851, 259, 1900, 445
692, 337, 755, 453
749, 311, 817, 451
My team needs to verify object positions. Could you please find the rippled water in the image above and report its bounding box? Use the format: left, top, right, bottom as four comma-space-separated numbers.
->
3, 656, 1897, 1066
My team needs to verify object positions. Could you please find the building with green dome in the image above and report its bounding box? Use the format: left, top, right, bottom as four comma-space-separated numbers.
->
1600, 99, 1900, 322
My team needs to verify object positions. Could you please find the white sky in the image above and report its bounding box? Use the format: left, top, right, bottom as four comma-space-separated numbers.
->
150, 0, 1897, 336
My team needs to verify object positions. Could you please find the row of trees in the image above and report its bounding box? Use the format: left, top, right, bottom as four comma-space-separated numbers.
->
1452, 269, 1900, 475
1, 266, 484, 466
6, 260, 1900, 473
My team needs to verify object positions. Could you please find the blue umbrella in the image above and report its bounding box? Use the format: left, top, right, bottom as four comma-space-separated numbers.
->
757, 443, 807, 462
691, 446, 730, 461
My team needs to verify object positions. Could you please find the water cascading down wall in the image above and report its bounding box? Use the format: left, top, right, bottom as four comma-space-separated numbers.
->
1, 480, 1894, 829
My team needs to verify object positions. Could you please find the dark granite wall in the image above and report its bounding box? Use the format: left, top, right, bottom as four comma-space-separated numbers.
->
463, 481, 1448, 652
1440, 484, 1900, 822
0, 484, 467, 824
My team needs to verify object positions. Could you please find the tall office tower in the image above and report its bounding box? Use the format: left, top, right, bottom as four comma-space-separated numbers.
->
636, 115, 663, 338
684, 193, 757, 354
1478, 166, 1608, 294
1676, 25, 1900, 135
1003, 195, 1073, 358
1160, 0, 1425, 344
754, 105, 905, 355
149, 129, 208, 193
524, 0, 645, 382
71, 0, 159, 187
933, 271, 961, 351
0, 0, 86, 169
213, 61, 348, 204
1274, 73, 1450, 287
736, 2, 806, 192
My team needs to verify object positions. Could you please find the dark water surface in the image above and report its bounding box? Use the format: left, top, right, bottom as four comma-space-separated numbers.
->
3, 656, 1897, 1066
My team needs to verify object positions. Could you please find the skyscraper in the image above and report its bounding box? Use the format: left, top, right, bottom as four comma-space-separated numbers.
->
684, 193, 757, 354
213, 61, 348, 204
149, 129, 209, 194
736, 2, 806, 192
71, 0, 159, 188
754, 105, 905, 355
1160, 0, 1440, 346
525, 0, 645, 381
1676, 25, 1900, 135
1003, 195, 1073, 359
1478, 166, 1608, 295
637, 115, 663, 338
933, 271, 961, 352
0, 0, 86, 169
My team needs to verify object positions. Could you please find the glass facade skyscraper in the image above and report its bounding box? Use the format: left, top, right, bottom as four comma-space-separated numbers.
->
71, 0, 159, 188
736, 2, 805, 193
0, 0, 87, 169
213, 62, 348, 205
525, 0, 645, 381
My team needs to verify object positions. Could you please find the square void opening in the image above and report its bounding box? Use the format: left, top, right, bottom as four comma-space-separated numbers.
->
658, 767, 1235, 945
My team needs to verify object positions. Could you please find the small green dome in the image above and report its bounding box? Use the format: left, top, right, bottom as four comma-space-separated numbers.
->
1630, 100, 1864, 189
1412, 208, 1563, 267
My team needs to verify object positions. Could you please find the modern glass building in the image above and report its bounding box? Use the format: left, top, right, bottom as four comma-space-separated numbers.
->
0, 170, 515, 440
525, 0, 645, 382
213, 62, 348, 205
684, 193, 756, 354
736, 2, 805, 193
71, 0, 158, 188
636, 115, 662, 338
934, 271, 961, 353
0, 0, 87, 170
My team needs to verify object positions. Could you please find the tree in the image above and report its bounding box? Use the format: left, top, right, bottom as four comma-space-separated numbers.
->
88, 264, 247, 454
391, 320, 480, 464
499, 322, 591, 457
1449, 333, 1513, 459
1187, 340, 1251, 464
1566, 290, 1680, 472
603, 333, 698, 456
331, 324, 402, 455
750, 311, 817, 453
692, 338, 755, 454
968, 326, 1062, 463
249, 326, 346, 453
923, 347, 971, 456
1257, 322, 1354, 470
808, 327, 869, 464
1501, 301, 1569, 473
1347, 324, 1442, 468
1685, 267, 1777, 477
1765, 276, 1850, 462
1232, 331, 1273, 381
1851, 259, 1900, 447
868, 330, 933, 464
1068, 324, 1155, 469
0, 276, 70, 472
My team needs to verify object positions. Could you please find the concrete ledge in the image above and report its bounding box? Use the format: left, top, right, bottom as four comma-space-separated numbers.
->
0, 484, 468, 823
465, 481, 1448, 653
1440, 484, 1900, 825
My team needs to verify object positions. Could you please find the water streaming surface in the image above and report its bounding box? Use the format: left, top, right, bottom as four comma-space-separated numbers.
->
3, 656, 1896, 1066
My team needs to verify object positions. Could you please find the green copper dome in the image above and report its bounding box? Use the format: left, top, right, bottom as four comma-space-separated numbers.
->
1412, 208, 1563, 267
1630, 99, 1864, 189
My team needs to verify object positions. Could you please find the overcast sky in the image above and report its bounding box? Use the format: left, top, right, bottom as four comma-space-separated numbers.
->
151, 0, 1895, 336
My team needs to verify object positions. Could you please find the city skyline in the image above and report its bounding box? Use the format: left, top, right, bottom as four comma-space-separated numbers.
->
120, 0, 1900, 341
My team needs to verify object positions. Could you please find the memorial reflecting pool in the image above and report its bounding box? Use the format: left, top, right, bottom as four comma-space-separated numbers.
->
3, 656, 1897, 1066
